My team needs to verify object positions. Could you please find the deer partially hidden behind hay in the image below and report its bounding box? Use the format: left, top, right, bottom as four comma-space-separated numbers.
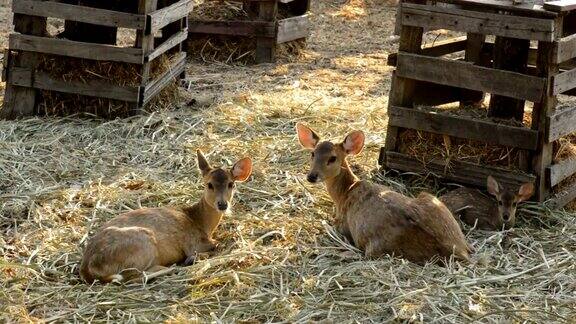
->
80, 150, 252, 284
440, 176, 534, 230
296, 124, 472, 264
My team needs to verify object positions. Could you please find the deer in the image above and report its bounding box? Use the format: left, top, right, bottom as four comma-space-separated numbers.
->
440, 176, 534, 231
80, 150, 252, 284
296, 123, 472, 264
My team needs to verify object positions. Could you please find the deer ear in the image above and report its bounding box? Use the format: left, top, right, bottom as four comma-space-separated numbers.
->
517, 182, 535, 202
296, 123, 320, 150
197, 150, 212, 176
342, 130, 365, 155
487, 175, 500, 197
232, 157, 252, 182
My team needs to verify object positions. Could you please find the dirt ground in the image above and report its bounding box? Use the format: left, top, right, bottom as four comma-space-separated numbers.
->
1, 0, 576, 322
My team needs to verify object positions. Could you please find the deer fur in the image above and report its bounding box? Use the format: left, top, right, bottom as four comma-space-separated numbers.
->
80, 150, 252, 283
296, 123, 472, 264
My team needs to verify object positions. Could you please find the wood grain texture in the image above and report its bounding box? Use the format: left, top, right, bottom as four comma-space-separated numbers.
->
549, 159, 576, 187
546, 105, 576, 142
543, 0, 576, 12
147, 29, 187, 62
150, 0, 194, 33
553, 66, 576, 94
277, 14, 309, 44
387, 36, 467, 66
188, 21, 276, 37
143, 53, 186, 104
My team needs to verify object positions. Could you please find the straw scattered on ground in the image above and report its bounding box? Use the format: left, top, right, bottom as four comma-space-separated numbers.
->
1, 0, 576, 322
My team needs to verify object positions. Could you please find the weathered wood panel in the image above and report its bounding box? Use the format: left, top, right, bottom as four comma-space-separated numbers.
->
387, 36, 467, 66
255, 1, 278, 63
548, 182, 576, 209
553, 66, 576, 94
546, 105, 576, 142
385, 151, 536, 189
277, 14, 309, 44
549, 159, 576, 187
401, 3, 555, 41
544, 0, 576, 12
9, 34, 144, 64
440, 0, 558, 18
12, 0, 146, 29
188, 21, 276, 37
147, 29, 187, 61
555, 34, 576, 64
7, 68, 140, 102
151, 0, 194, 33
396, 53, 546, 102
388, 106, 539, 150
142, 53, 186, 104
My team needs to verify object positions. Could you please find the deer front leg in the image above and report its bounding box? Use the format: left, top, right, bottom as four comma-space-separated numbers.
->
183, 236, 218, 266
334, 215, 353, 244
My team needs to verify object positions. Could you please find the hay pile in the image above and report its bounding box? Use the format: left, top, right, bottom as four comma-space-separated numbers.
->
188, 1, 306, 64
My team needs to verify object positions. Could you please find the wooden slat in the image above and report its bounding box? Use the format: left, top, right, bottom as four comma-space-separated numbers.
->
555, 34, 576, 64
396, 53, 546, 102
389, 106, 539, 150
188, 21, 276, 37
12, 0, 146, 29
549, 159, 576, 187
553, 66, 576, 94
9, 34, 144, 64
548, 182, 576, 209
543, 0, 576, 12
146, 29, 187, 62
401, 3, 555, 42
387, 36, 467, 66
277, 14, 309, 44
546, 105, 576, 142
385, 151, 536, 189
6, 68, 140, 102
438, 0, 558, 18
142, 53, 186, 104
150, 0, 194, 33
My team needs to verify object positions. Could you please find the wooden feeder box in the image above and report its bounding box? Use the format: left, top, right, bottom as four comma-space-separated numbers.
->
1, 0, 193, 118
380, 0, 576, 208
188, 0, 311, 63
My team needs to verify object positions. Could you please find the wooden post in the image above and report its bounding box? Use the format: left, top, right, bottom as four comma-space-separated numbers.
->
255, 1, 278, 64
380, 25, 423, 165
136, 0, 158, 112
488, 37, 530, 120
1, 14, 46, 119
460, 33, 486, 107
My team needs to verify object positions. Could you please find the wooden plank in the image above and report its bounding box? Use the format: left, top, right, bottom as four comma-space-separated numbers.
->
548, 182, 576, 209
438, 0, 558, 18
147, 29, 187, 62
553, 66, 576, 94
544, 0, 576, 12
142, 53, 186, 104
401, 3, 555, 42
396, 53, 546, 102
388, 106, 539, 150
277, 14, 309, 44
6, 68, 139, 102
549, 159, 576, 187
150, 0, 194, 33
255, 1, 278, 63
385, 151, 536, 190
546, 105, 576, 142
9, 34, 144, 64
12, 0, 146, 29
555, 34, 576, 64
188, 21, 276, 37
460, 33, 487, 107
387, 36, 467, 66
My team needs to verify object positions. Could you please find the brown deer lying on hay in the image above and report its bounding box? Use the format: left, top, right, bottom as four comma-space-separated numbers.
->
80, 150, 252, 283
296, 123, 472, 264
440, 176, 534, 230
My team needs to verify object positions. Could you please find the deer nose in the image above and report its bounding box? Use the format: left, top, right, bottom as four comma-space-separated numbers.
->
307, 173, 318, 183
502, 213, 511, 221
217, 201, 228, 211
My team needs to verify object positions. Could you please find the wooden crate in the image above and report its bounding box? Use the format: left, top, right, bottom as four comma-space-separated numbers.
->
1, 0, 192, 118
188, 0, 311, 63
380, 0, 576, 208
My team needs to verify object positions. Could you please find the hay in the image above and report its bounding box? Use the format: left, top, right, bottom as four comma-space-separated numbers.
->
2, 0, 576, 322
187, 1, 306, 64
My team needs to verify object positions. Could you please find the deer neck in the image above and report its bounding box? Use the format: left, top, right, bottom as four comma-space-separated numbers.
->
186, 197, 224, 236
325, 159, 359, 208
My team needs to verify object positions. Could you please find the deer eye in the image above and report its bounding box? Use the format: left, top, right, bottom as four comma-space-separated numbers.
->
311, 152, 315, 158
208, 183, 214, 190
498, 200, 503, 206
228, 182, 235, 189
327, 156, 337, 164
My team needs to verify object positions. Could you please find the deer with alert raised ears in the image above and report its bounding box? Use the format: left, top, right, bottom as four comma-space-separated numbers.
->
80, 150, 252, 284
296, 123, 472, 264
440, 176, 534, 230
